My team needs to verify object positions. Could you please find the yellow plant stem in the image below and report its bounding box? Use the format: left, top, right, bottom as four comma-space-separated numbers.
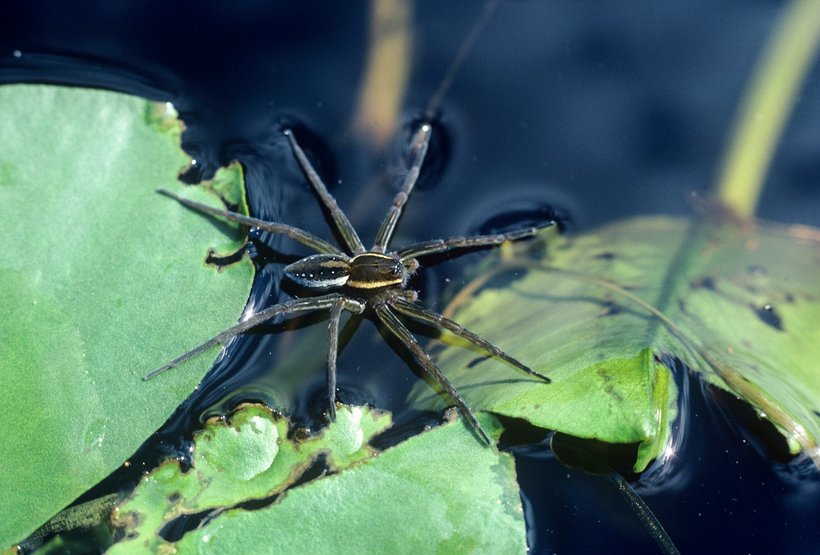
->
352, 0, 412, 148
716, 0, 820, 218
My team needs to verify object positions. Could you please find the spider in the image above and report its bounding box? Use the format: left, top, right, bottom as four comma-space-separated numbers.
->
145, 121, 553, 443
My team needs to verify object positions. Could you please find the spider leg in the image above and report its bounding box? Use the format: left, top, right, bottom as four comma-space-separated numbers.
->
157, 188, 343, 255
398, 221, 555, 261
143, 293, 361, 380
372, 123, 432, 252
374, 303, 492, 444
283, 129, 366, 255
390, 297, 550, 383
325, 296, 367, 420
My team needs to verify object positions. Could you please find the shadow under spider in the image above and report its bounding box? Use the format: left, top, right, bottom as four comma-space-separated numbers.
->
145, 121, 555, 444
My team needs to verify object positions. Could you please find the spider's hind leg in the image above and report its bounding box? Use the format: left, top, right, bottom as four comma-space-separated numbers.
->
205, 244, 248, 267
143, 293, 360, 381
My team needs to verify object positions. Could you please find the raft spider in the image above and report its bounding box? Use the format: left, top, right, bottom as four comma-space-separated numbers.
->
145, 121, 553, 443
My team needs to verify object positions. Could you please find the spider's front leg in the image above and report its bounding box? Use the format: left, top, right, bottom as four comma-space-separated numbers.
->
397, 220, 556, 261
389, 297, 550, 383
373, 300, 493, 444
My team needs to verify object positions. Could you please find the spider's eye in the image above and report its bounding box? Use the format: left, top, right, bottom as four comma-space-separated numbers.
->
390, 262, 403, 276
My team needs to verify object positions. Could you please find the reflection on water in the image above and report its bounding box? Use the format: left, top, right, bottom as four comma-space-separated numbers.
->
3, 1, 819, 552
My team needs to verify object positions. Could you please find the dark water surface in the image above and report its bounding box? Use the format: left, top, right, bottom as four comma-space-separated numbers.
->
3, 1, 819, 553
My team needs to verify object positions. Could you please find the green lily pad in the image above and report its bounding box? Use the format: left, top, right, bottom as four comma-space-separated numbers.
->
411, 215, 820, 470
109, 404, 393, 554
0, 84, 254, 547
109, 404, 523, 553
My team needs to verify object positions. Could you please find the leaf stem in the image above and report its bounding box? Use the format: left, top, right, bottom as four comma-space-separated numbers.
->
715, 0, 820, 218
351, 0, 413, 147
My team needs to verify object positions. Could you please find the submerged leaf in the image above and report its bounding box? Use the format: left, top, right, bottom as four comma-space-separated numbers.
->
0, 85, 254, 546
412, 215, 819, 470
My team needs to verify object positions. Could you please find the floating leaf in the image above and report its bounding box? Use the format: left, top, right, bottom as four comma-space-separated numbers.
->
110, 405, 524, 553
178, 414, 525, 554
411, 215, 820, 470
110, 404, 392, 554
0, 84, 254, 547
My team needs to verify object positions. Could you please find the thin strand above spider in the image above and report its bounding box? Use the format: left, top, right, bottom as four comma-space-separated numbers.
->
146, 122, 554, 444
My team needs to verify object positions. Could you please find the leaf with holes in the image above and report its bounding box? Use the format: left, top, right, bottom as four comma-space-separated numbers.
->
108, 404, 524, 554
411, 215, 820, 470
109, 404, 393, 554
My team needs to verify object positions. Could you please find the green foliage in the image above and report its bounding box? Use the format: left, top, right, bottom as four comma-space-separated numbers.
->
110, 405, 524, 554
4, 49, 819, 548
412, 216, 820, 470
109, 404, 392, 553
0, 85, 254, 546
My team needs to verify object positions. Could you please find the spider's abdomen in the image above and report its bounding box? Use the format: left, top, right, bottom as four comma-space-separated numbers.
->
284, 254, 350, 289
347, 253, 407, 290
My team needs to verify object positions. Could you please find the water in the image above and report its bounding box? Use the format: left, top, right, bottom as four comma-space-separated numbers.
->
515, 364, 820, 553
3, 1, 819, 553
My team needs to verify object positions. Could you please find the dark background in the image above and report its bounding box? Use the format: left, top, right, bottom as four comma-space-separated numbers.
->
3, 1, 818, 553
4, 1, 819, 229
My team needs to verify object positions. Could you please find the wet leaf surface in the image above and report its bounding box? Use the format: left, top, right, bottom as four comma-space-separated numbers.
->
109, 404, 523, 554
411, 215, 820, 470
109, 404, 393, 554
0, 85, 254, 546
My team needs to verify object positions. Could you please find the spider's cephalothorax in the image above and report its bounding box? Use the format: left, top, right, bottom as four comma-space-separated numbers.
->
285, 252, 416, 292
147, 122, 553, 444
